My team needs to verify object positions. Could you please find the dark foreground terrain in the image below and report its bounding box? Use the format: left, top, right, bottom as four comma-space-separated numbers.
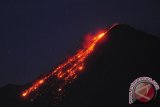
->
1, 24, 160, 107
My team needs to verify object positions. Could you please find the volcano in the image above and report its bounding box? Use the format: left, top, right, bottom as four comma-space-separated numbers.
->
0, 24, 160, 107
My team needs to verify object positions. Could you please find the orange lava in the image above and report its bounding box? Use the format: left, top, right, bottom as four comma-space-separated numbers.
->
21, 31, 107, 97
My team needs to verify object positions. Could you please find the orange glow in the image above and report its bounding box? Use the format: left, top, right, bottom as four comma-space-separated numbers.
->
39, 80, 44, 84
21, 30, 108, 97
22, 92, 27, 97
78, 65, 83, 71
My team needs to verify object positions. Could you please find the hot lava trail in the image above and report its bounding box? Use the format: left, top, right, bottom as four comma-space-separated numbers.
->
22, 29, 109, 97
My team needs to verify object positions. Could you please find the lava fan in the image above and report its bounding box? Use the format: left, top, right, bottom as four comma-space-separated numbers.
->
21, 28, 109, 98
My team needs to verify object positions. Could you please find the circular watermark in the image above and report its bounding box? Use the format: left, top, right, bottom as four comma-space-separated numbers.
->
129, 77, 159, 104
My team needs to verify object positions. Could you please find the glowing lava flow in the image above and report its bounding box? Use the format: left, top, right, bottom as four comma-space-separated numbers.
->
22, 31, 107, 97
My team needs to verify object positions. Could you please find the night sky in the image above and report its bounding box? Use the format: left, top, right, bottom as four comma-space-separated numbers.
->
1, 0, 160, 86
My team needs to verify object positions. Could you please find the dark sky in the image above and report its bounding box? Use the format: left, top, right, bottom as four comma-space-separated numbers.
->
1, 0, 160, 86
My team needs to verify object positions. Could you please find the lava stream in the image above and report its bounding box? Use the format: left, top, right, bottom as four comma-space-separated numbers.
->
22, 30, 108, 97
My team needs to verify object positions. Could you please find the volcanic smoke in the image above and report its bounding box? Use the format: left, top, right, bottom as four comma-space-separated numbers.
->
21, 28, 109, 98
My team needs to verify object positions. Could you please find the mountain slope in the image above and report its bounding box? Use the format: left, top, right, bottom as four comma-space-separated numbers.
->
60, 24, 160, 107
0, 24, 160, 107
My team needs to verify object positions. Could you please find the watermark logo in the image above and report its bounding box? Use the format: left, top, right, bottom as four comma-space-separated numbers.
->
129, 77, 159, 104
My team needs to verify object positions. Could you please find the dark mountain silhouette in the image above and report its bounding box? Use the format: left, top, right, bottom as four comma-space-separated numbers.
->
1, 24, 160, 107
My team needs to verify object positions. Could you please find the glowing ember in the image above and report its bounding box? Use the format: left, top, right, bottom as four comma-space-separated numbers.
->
21, 30, 108, 97
22, 93, 27, 97
58, 88, 62, 92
